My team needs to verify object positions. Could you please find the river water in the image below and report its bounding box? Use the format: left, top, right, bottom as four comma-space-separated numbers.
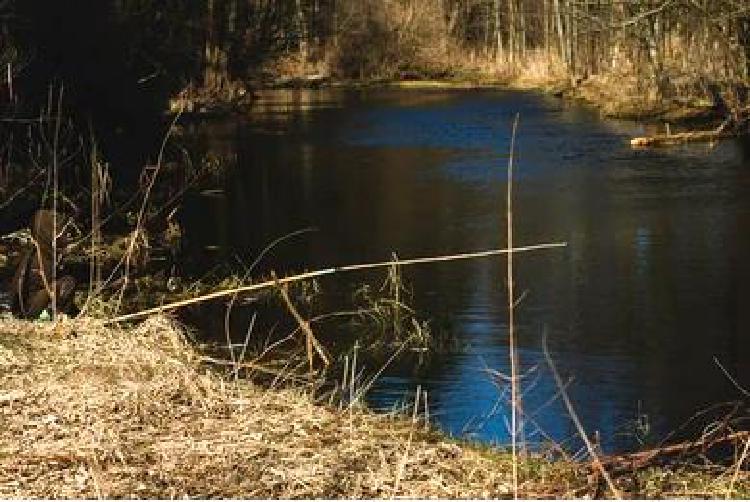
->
178, 88, 750, 453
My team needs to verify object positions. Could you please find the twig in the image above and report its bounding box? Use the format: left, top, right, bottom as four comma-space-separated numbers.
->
224, 228, 316, 373
542, 330, 621, 499
113, 109, 183, 313
274, 273, 330, 372
106, 241, 566, 323
602, 430, 750, 472
655, 401, 743, 451
714, 357, 750, 397
728, 435, 750, 497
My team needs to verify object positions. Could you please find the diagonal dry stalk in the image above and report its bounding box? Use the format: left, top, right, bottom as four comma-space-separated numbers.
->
542, 330, 621, 499
347, 336, 413, 411
110, 110, 183, 314
274, 273, 330, 373
486, 365, 572, 460
714, 356, 750, 397
223, 228, 316, 375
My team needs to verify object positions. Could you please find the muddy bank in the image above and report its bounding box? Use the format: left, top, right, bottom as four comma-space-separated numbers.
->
1, 316, 748, 498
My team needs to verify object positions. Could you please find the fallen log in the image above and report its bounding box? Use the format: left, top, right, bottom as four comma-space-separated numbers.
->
630, 118, 737, 147
601, 430, 750, 472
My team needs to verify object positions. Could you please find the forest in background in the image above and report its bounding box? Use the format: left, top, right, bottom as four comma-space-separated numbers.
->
1, 1, 749, 110
1, 0, 750, 235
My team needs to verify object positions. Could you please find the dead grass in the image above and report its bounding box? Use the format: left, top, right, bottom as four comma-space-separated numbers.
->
560, 70, 727, 125
0, 316, 559, 498
1, 316, 748, 498
507, 50, 569, 91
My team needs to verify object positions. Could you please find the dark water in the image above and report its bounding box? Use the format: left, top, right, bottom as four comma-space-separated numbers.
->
179, 88, 750, 453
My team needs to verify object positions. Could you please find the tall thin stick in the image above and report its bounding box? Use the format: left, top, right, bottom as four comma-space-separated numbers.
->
106, 241, 566, 324
51, 85, 64, 319
113, 110, 182, 313
507, 112, 520, 499
6, 63, 12, 103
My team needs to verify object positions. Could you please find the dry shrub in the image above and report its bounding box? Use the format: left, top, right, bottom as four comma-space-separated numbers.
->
332, 0, 459, 79
260, 50, 332, 80
511, 49, 569, 89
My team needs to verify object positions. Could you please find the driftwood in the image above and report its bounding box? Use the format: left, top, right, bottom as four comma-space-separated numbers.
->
268, 74, 329, 89
601, 430, 750, 472
631, 100, 750, 148
630, 118, 737, 148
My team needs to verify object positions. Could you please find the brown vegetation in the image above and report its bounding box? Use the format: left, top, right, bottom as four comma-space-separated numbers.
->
175, 0, 750, 130
2, 316, 749, 499
3, 1, 749, 128
0, 316, 550, 498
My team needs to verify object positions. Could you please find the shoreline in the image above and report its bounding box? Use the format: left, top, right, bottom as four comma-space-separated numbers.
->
1, 315, 747, 498
172, 74, 723, 132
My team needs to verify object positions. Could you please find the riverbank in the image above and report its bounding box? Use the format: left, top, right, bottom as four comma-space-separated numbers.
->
404, 73, 723, 128
176, 68, 726, 132
1, 316, 748, 498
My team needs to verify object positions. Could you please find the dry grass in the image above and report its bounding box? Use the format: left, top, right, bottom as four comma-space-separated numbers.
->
506, 50, 569, 91
259, 51, 332, 82
1, 316, 749, 498
0, 316, 565, 498
560, 69, 728, 124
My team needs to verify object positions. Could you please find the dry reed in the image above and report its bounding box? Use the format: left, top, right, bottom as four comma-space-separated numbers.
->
506, 112, 521, 498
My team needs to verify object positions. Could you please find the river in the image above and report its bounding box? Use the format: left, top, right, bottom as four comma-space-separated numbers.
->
174, 88, 749, 453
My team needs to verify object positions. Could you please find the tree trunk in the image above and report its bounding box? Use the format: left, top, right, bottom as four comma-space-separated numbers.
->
553, 0, 566, 68
495, 0, 504, 63
297, 0, 308, 59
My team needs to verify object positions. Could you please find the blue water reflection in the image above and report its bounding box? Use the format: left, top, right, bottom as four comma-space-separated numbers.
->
182, 88, 750, 453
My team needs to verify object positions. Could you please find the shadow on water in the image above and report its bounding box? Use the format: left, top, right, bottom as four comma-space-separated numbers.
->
177, 88, 750, 453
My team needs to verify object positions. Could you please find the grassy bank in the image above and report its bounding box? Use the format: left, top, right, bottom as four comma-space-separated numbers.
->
319, 71, 722, 127
237, 39, 743, 130
1, 316, 748, 498
196, 58, 725, 130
